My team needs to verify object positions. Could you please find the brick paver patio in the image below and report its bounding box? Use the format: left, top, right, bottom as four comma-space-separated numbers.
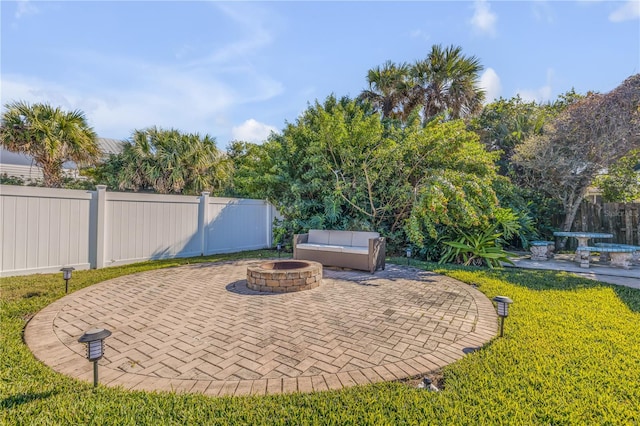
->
25, 260, 498, 396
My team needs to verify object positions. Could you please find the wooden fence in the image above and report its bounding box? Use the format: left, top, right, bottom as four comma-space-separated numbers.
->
556, 202, 640, 248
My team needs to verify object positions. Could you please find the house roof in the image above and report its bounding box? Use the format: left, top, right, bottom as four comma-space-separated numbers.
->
97, 138, 125, 156
0, 137, 125, 181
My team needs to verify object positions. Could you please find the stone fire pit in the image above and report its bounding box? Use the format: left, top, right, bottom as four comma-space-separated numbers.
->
246, 260, 322, 293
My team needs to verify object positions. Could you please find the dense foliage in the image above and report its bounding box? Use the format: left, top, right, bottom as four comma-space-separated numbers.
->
469, 95, 548, 174
594, 149, 640, 202
90, 127, 231, 195
230, 95, 516, 259
2, 253, 639, 425
0, 101, 99, 188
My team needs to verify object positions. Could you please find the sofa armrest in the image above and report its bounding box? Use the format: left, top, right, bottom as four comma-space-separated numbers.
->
293, 233, 309, 259
368, 237, 386, 273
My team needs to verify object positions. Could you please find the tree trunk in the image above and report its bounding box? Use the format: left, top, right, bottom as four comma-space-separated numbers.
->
41, 162, 63, 188
557, 196, 584, 250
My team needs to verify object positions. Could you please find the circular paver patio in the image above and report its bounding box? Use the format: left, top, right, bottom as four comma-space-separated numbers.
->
25, 260, 498, 396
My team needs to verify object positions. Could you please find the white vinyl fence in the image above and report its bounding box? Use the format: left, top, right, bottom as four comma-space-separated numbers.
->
0, 185, 278, 277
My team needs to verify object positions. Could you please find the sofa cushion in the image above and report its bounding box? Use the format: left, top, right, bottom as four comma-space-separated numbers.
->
341, 246, 369, 255
297, 243, 344, 253
328, 230, 353, 246
351, 231, 379, 247
308, 229, 330, 244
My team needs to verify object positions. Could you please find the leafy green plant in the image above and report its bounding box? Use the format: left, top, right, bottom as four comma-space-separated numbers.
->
439, 227, 515, 268
0, 173, 25, 185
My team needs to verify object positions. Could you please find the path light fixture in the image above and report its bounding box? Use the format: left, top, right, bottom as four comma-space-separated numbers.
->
406, 247, 412, 265
418, 376, 440, 392
78, 328, 111, 387
60, 267, 75, 294
492, 296, 513, 337
277, 243, 282, 258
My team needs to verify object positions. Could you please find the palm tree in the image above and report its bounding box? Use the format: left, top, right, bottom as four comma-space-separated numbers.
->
115, 127, 231, 194
359, 60, 413, 120
1, 101, 99, 187
410, 44, 485, 122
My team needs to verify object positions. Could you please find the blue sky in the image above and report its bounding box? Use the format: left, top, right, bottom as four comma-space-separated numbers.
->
2, 1, 639, 148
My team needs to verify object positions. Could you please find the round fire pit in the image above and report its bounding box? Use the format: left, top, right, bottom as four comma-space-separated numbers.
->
247, 260, 322, 293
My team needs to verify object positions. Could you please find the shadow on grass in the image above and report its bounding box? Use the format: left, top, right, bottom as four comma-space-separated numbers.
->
424, 261, 640, 314
1, 391, 58, 409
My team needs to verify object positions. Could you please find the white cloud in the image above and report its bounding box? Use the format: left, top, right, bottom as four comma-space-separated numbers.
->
516, 69, 555, 103
479, 68, 502, 103
15, 0, 39, 19
409, 29, 430, 42
231, 119, 279, 143
1, 22, 286, 142
470, 0, 497, 37
532, 0, 555, 23
0, 63, 279, 142
193, 3, 275, 66
609, 0, 640, 22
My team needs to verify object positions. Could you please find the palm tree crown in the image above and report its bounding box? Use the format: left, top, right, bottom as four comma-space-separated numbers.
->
411, 44, 485, 121
116, 127, 230, 194
359, 60, 412, 121
359, 45, 486, 125
1, 101, 99, 187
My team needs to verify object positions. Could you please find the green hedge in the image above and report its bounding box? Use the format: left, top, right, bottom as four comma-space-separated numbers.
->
2, 253, 639, 425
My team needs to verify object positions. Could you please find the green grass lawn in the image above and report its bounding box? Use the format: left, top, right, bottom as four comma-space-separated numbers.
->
2, 252, 639, 425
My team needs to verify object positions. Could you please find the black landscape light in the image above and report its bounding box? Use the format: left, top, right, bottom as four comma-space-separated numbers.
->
60, 267, 75, 294
78, 328, 112, 387
406, 247, 412, 265
492, 296, 513, 337
277, 243, 282, 258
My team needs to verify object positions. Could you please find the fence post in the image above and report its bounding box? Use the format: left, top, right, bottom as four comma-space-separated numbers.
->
95, 185, 107, 269
264, 200, 273, 248
199, 192, 210, 256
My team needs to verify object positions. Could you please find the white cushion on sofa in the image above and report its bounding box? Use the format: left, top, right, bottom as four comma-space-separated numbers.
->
308, 230, 330, 244
297, 243, 343, 253
351, 231, 379, 247
328, 230, 353, 246
341, 246, 369, 255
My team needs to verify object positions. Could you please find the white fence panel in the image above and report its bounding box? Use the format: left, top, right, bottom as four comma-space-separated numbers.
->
205, 198, 273, 254
103, 192, 201, 267
1, 185, 278, 276
0, 185, 92, 276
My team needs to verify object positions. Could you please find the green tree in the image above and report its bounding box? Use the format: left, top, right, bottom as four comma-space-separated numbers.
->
92, 127, 230, 195
225, 140, 275, 198
514, 74, 640, 239
470, 96, 548, 174
359, 45, 485, 126
0, 101, 99, 187
594, 149, 640, 202
405, 118, 502, 248
358, 60, 412, 121
410, 44, 485, 122
248, 95, 508, 256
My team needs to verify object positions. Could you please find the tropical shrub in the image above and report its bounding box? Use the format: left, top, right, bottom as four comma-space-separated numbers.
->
594, 149, 640, 202
90, 127, 231, 195
438, 226, 515, 268
237, 95, 507, 255
0, 101, 100, 188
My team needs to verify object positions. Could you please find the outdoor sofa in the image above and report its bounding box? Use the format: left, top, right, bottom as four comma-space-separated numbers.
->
293, 229, 385, 273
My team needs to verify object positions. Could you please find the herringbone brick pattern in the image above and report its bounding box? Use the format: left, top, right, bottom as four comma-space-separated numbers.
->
25, 260, 497, 395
